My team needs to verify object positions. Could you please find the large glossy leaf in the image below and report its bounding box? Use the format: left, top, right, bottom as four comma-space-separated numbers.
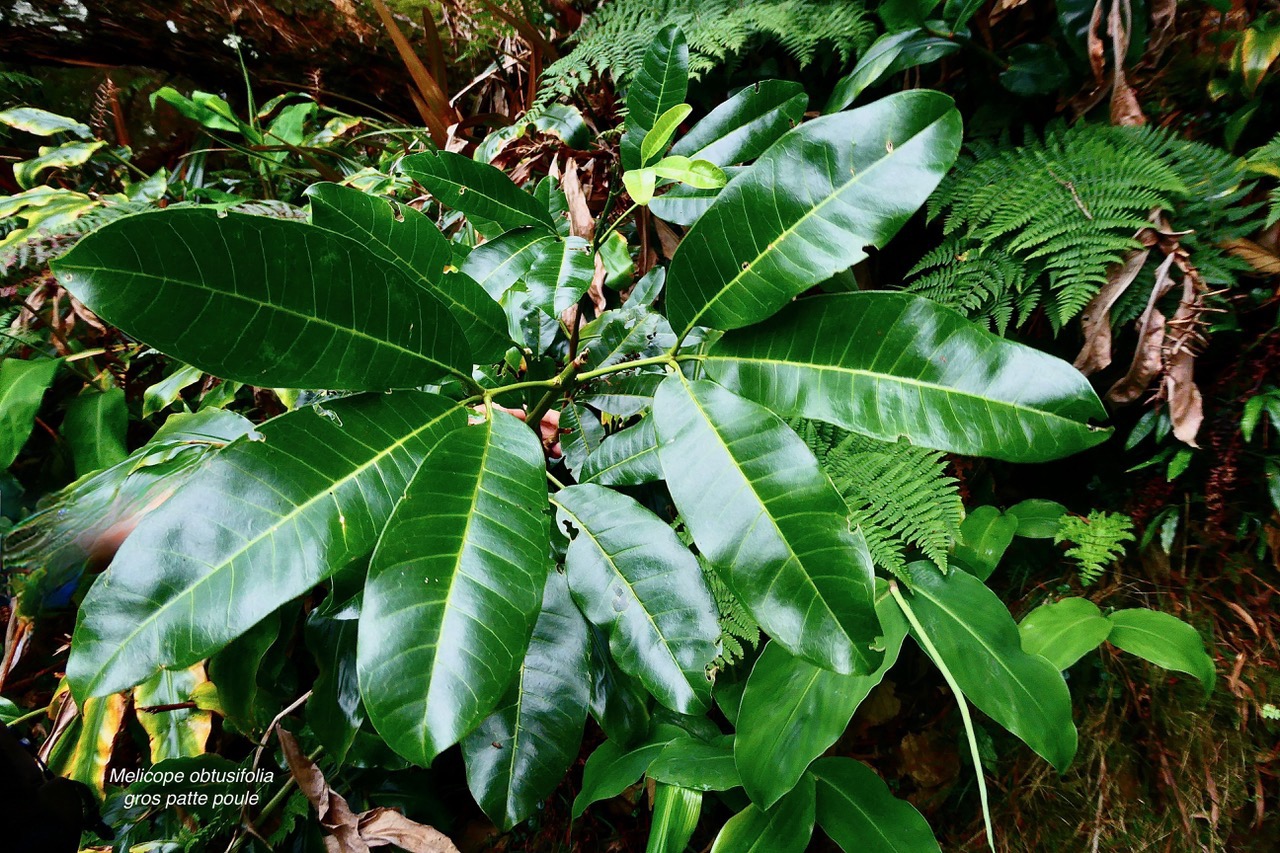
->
653, 375, 881, 675
665, 91, 962, 335
554, 484, 720, 715
1018, 598, 1112, 670
66, 392, 463, 701
1107, 609, 1215, 695
825, 30, 959, 113
735, 585, 907, 808
462, 570, 591, 830
459, 227, 558, 300
649, 783, 702, 853
359, 410, 549, 766
51, 210, 471, 390
621, 25, 689, 170
579, 416, 662, 486
647, 735, 740, 791
207, 607, 283, 735
525, 235, 594, 317
307, 182, 510, 361
711, 774, 816, 853
703, 293, 1111, 462
670, 81, 808, 166
809, 757, 941, 853
400, 151, 557, 232
0, 356, 58, 468
902, 564, 1077, 772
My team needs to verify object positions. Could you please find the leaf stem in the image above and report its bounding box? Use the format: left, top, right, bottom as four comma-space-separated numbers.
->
594, 202, 638, 252
5, 706, 48, 727
889, 581, 996, 853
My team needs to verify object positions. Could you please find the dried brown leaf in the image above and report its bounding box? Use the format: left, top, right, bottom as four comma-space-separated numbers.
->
279, 730, 458, 853
1075, 247, 1152, 375
1222, 238, 1280, 275
562, 159, 595, 241
1106, 254, 1178, 403
653, 218, 681, 260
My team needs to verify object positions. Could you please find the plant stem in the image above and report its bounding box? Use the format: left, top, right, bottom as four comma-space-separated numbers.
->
594, 202, 638, 252
5, 706, 48, 727
575, 353, 675, 383
890, 581, 996, 853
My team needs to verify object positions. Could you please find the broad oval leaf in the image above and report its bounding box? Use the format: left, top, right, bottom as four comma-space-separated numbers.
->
525, 235, 594, 317
809, 757, 942, 853
952, 505, 1019, 579
554, 484, 720, 715
711, 773, 816, 853
67, 392, 464, 701
621, 25, 689, 171
587, 622, 652, 745
665, 91, 962, 335
736, 585, 907, 809
1018, 598, 1112, 670
462, 569, 591, 830
825, 30, 959, 113
359, 410, 550, 766
61, 387, 128, 476
669, 80, 808, 166
703, 292, 1111, 462
572, 734, 673, 818
400, 151, 557, 232
0, 356, 59, 468
51, 210, 471, 390
648, 735, 740, 791
307, 182, 510, 361
653, 375, 881, 675
1107, 609, 1215, 695
903, 564, 1077, 772
579, 416, 662, 486
459, 227, 558, 300
305, 596, 364, 763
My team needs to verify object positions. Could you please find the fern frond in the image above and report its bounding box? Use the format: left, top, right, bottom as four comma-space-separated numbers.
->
914, 122, 1262, 332
535, 0, 872, 108
1055, 510, 1135, 585
700, 556, 760, 670
792, 419, 963, 580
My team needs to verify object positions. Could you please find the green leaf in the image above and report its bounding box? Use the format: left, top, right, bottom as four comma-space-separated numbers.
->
1005, 499, 1067, 539
623, 168, 658, 205
401, 150, 556, 233
654, 375, 881, 675
711, 773, 816, 853
666, 92, 962, 335
554, 484, 720, 715
902, 564, 1077, 772
581, 372, 664, 417
670, 80, 808, 166
810, 757, 942, 853
133, 666, 211, 762
142, 363, 202, 418
642, 104, 694, 167
648, 783, 702, 853
648, 736, 740, 791
735, 585, 907, 808
825, 30, 959, 113
209, 610, 283, 735
560, 403, 605, 478
51, 210, 471, 390
0, 106, 92, 138
944, 0, 985, 28
0, 357, 59, 468
0, 697, 21, 724
1018, 598, 1112, 670
61, 388, 128, 476
305, 596, 364, 763
460, 227, 558, 300
66, 392, 463, 701
703, 292, 1111, 462
952, 506, 1018, 580
622, 25, 689, 170
151, 88, 250, 136
462, 569, 591, 830
307, 182, 510, 362
580, 416, 662, 486
651, 156, 728, 189
572, 735, 673, 818
14, 140, 105, 189
1107, 609, 1215, 695
1000, 43, 1070, 96
525, 235, 594, 317
359, 410, 550, 765
588, 623, 652, 744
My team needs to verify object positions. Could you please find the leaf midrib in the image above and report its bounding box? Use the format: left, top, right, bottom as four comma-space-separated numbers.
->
84, 403, 459, 696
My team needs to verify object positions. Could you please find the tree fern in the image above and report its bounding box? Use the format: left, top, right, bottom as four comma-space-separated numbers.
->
535, 0, 872, 107
1246, 131, 1280, 228
791, 419, 963, 580
1055, 510, 1135, 585
700, 556, 760, 671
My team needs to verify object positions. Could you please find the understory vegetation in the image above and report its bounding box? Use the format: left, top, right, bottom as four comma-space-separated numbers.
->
1, 1, 1278, 851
